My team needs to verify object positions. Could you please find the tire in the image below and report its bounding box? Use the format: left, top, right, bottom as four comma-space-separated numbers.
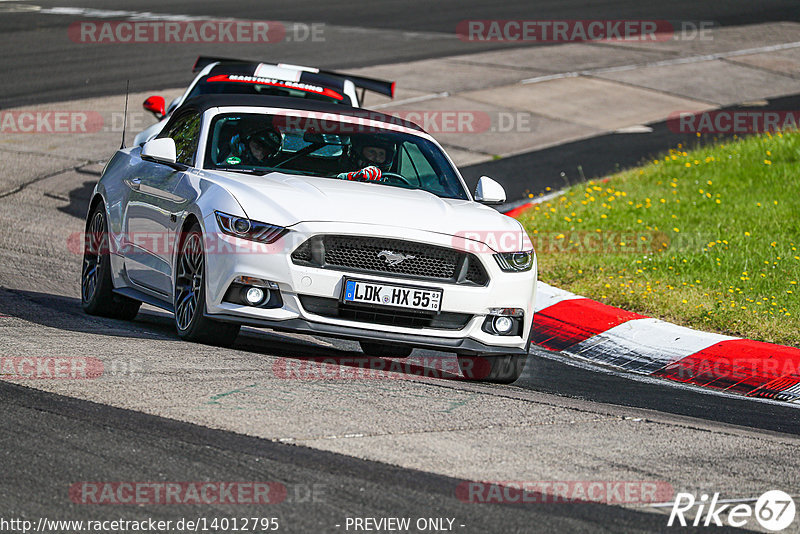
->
81, 203, 140, 320
174, 222, 240, 347
457, 354, 527, 383
359, 341, 413, 358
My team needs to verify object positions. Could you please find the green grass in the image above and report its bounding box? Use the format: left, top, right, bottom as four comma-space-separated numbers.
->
518, 130, 800, 347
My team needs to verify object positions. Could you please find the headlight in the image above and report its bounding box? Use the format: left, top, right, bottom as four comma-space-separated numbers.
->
215, 211, 287, 244
494, 251, 534, 272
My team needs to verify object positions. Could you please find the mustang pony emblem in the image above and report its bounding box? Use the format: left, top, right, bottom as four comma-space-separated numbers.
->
377, 250, 416, 266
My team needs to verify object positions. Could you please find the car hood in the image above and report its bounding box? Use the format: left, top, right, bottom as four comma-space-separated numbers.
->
206, 171, 527, 249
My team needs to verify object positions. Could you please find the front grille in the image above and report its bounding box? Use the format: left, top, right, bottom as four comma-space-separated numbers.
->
299, 295, 472, 330
291, 235, 489, 286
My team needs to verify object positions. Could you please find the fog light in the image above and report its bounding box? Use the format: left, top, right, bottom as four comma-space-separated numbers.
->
492, 315, 514, 334
244, 286, 267, 306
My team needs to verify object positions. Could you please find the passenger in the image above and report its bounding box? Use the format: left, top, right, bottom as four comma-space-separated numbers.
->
337, 138, 395, 181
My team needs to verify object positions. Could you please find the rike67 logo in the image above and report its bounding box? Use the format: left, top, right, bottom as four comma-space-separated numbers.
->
668, 490, 795, 531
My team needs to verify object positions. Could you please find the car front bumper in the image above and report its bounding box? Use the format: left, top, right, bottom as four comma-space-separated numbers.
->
201, 216, 538, 354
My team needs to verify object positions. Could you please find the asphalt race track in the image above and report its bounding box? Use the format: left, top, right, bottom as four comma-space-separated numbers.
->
1, 2, 800, 533
0, 380, 689, 532
2, 0, 800, 109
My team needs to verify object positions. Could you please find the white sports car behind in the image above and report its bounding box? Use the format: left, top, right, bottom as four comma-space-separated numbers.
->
82, 94, 537, 382
133, 56, 395, 146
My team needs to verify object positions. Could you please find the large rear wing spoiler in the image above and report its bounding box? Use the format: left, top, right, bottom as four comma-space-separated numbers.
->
192, 56, 395, 98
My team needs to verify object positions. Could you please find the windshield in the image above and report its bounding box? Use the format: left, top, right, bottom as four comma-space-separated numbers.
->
203, 112, 469, 200
187, 75, 351, 106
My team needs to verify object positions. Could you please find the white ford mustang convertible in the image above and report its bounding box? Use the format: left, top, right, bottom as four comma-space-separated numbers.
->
82, 94, 537, 382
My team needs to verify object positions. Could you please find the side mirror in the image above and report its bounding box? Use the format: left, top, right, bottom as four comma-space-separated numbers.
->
141, 138, 177, 165
474, 176, 506, 204
143, 95, 166, 119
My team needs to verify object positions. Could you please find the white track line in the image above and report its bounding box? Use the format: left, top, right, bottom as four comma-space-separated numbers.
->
521, 40, 800, 84
372, 91, 450, 109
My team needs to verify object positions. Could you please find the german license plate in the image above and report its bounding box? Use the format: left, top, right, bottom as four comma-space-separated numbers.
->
342, 278, 442, 312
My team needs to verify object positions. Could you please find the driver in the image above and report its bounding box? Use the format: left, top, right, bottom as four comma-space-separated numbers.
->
229, 122, 282, 165
337, 137, 395, 181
